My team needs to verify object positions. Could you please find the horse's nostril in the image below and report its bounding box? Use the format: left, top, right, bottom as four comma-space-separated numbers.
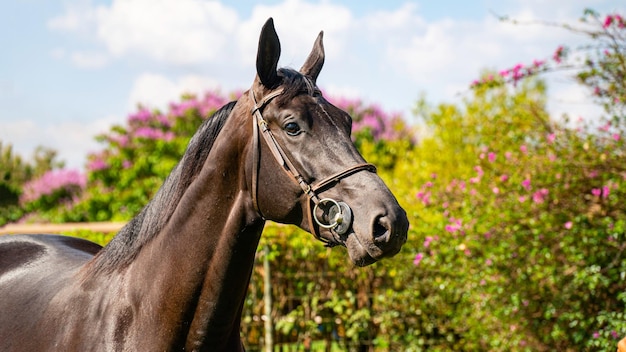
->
373, 218, 389, 241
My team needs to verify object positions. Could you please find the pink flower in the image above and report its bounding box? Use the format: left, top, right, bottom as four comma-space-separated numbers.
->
505, 151, 512, 160
613, 133, 621, 141
492, 187, 500, 194
522, 179, 531, 190
445, 218, 463, 234
564, 221, 573, 230
547, 133, 556, 143
20, 169, 87, 204
424, 236, 434, 248
512, 63, 524, 74
488, 152, 496, 163
603, 15, 614, 28
602, 185, 611, 199
518, 196, 527, 203
128, 108, 153, 124
591, 188, 601, 197
500, 174, 509, 182
553, 46, 564, 64
87, 157, 108, 172
520, 145, 528, 154
110, 135, 129, 147
413, 253, 424, 266
548, 153, 557, 162
532, 188, 549, 204
617, 14, 626, 29
599, 122, 611, 132
592, 331, 600, 339
134, 127, 174, 141
416, 191, 431, 205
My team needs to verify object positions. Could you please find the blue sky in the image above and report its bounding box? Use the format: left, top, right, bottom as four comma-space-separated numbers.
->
1, 0, 623, 169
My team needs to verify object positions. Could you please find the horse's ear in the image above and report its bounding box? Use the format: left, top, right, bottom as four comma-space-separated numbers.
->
300, 31, 325, 83
256, 18, 281, 88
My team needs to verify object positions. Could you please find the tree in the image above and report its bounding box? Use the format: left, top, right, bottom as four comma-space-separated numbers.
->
449, 9, 626, 350
0, 142, 66, 224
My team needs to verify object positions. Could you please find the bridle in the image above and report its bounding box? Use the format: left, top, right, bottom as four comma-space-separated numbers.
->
249, 87, 377, 247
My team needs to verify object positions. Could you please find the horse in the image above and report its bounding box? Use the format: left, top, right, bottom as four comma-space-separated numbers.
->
0, 18, 408, 351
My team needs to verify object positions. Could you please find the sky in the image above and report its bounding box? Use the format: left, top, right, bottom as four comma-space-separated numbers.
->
1, 0, 623, 169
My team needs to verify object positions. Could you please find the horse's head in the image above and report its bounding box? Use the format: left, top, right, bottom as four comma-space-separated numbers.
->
246, 18, 408, 266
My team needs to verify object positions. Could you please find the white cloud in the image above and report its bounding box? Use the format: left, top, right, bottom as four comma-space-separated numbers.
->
46, 0, 614, 122
94, 0, 239, 65
49, 0, 240, 66
128, 73, 220, 110
48, 0, 353, 68
236, 0, 353, 67
47, 2, 97, 33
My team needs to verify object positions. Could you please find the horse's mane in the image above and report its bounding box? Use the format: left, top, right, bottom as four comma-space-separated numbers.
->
85, 69, 316, 276
86, 101, 236, 275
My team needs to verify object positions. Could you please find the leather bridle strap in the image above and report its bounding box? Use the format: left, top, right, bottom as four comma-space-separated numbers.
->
249, 88, 377, 245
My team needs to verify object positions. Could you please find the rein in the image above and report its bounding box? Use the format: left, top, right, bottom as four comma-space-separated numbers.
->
249, 88, 377, 246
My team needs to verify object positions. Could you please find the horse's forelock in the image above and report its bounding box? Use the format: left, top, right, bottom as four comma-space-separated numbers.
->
275, 68, 317, 106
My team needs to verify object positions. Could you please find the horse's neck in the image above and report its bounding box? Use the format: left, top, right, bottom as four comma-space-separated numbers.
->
112, 127, 262, 349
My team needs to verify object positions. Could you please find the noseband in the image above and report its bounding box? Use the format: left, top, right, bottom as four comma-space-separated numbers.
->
249, 88, 377, 247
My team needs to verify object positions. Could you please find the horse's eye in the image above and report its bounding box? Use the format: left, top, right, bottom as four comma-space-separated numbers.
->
284, 122, 301, 136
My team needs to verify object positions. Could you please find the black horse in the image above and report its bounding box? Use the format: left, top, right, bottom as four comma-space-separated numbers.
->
0, 18, 408, 351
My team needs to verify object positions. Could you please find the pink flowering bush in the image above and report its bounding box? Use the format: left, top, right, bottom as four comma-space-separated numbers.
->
404, 9, 626, 350
73, 92, 231, 221
20, 169, 86, 211
472, 9, 625, 123
383, 70, 626, 350
327, 96, 411, 143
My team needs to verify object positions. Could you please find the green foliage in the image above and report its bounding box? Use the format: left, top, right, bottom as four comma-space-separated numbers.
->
0, 142, 31, 208
0, 143, 65, 225
63, 229, 116, 246
407, 77, 626, 350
